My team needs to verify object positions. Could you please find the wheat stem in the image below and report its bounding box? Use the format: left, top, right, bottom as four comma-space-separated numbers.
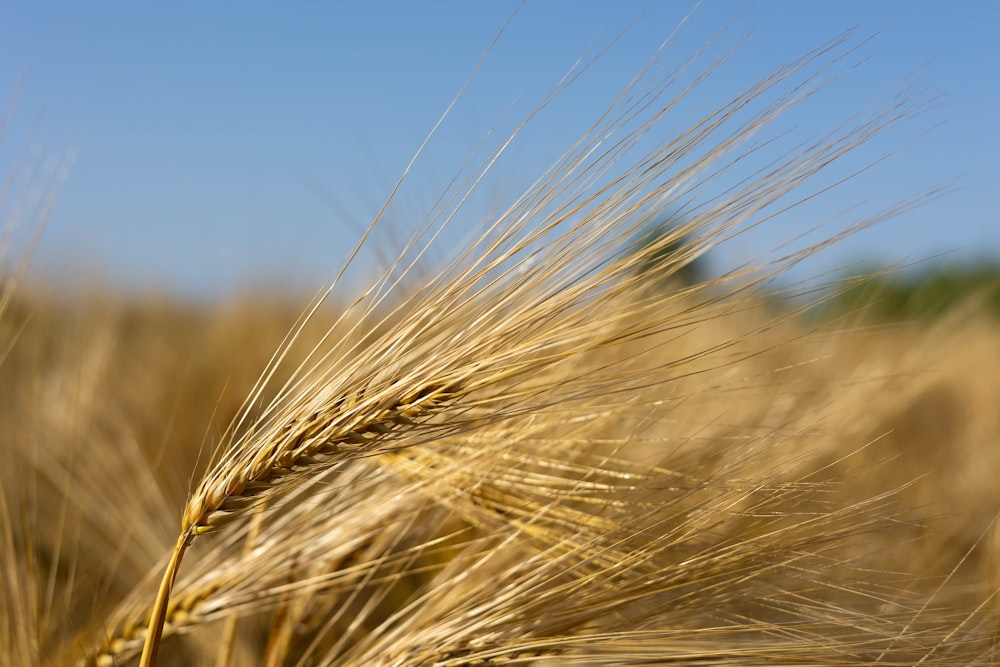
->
138, 531, 191, 667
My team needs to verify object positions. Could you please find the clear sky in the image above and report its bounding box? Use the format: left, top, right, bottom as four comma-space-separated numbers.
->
1, 2, 997, 298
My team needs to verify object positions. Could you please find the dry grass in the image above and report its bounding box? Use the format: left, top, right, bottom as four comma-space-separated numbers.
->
2, 18, 999, 667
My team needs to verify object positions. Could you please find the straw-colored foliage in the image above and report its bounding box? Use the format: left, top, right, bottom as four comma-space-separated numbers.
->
2, 21, 998, 667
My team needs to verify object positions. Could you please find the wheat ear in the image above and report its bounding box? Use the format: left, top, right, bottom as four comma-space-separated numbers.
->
134, 25, 930, 665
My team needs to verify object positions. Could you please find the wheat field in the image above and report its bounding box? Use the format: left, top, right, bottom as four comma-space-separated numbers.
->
1, 18, 999, 667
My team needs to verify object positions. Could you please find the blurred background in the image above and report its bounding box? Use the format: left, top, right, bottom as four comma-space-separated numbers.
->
1, 1, 997, 310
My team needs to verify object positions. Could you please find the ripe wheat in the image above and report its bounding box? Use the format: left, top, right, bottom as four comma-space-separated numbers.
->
1, 13, 997, 667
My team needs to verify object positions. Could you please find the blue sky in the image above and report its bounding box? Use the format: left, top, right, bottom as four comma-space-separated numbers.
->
1, 2, 997, 298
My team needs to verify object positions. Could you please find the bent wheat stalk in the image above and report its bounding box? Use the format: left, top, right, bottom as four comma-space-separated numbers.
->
136, 24, 931, 665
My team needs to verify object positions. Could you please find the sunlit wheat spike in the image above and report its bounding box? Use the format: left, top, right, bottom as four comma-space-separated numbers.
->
125, 21, 944, 667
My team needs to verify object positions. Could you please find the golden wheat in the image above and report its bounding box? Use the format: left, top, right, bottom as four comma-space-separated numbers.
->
133, 26, 942, 664
1, 14, 998, 667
